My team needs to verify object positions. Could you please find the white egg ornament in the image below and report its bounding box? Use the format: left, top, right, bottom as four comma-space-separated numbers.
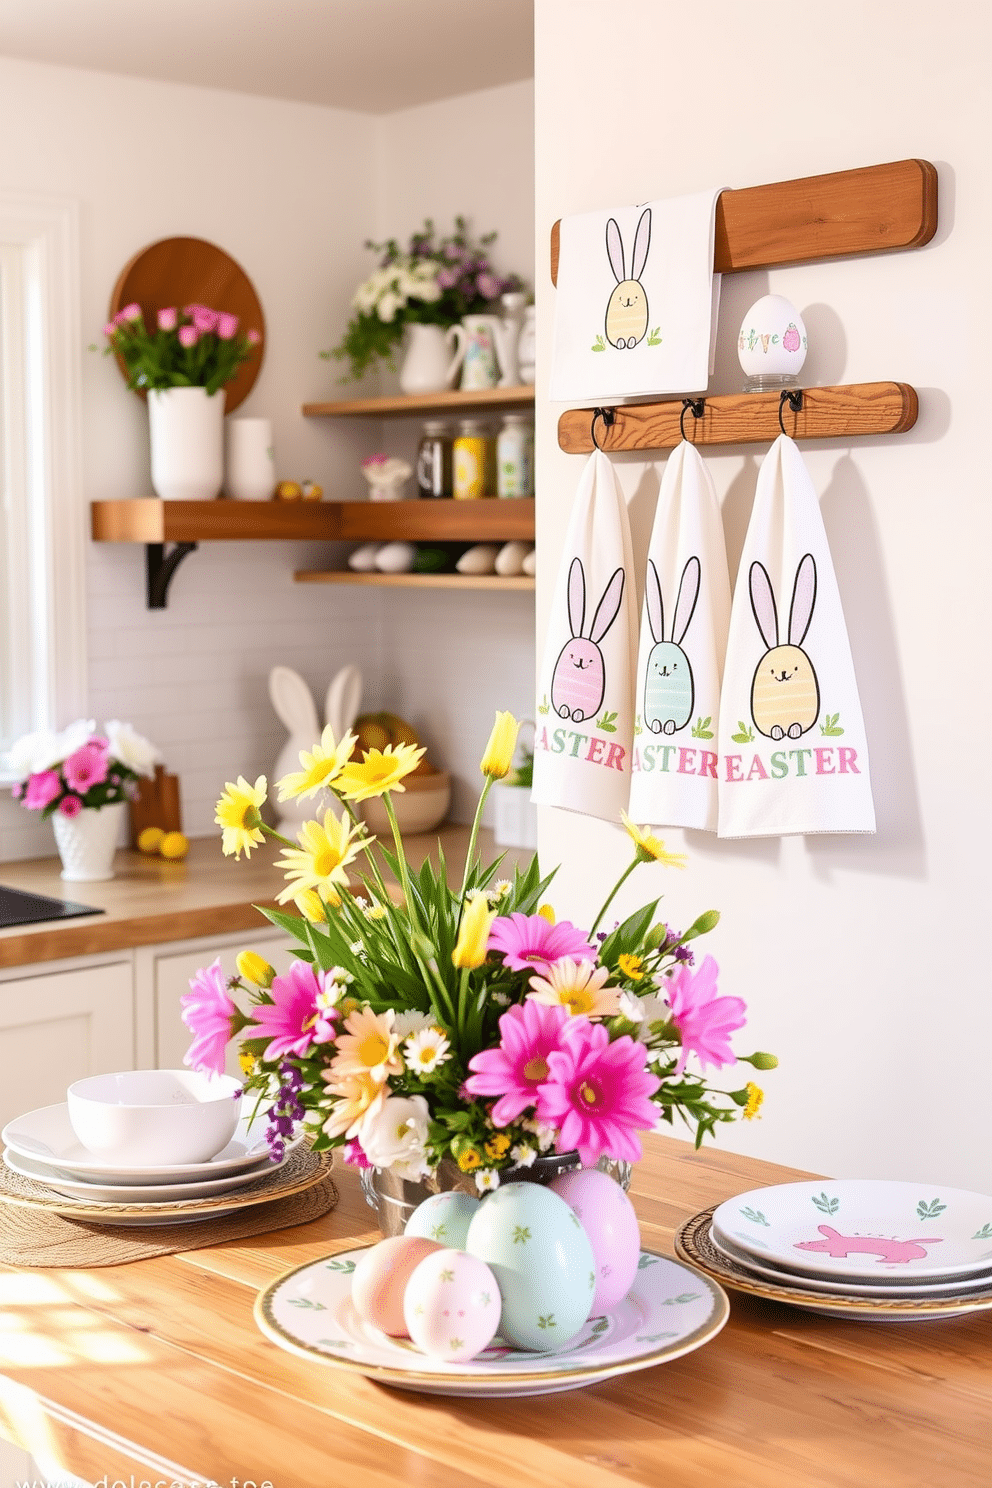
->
350, 1235, 442, 1336
737, 294, 807, 390
404, 1190, 480, 1249
466, 1183, 596, 1351
403, 1247, 501, 1363
549, 1168, 641, 1312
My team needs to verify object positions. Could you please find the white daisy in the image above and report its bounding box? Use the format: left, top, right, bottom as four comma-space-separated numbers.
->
393, 1009, 436, 1040
510, 1142, 537, 1168
403, 1026, 451, 1075
475, 1169, 501, 1193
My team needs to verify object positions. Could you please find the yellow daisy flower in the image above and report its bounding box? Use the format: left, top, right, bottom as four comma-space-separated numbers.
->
457, 1146, 483, 1172
276, 725, 358, 802
617, 953, 645, 980
527, 958, 621, 1018
479, 710, 520, 780
274, 809, 363, 904
743, 1082, 764, 1120
620, 810, 688, 868
215, 775, 267, 859
330, 1005, 403, 1080
335, 742, 425, 802
484, 1132, 511, 1160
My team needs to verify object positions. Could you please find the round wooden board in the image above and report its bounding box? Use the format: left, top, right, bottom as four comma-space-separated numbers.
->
109, 236, 265, 411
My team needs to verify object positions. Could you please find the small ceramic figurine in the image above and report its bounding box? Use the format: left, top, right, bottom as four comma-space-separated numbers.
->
361, 454, 412, 502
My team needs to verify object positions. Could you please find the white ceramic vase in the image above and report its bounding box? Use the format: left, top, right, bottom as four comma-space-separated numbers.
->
148, 386, 224, 501
226, 417, 275, 500
398, 324, 461, 396
52, 801, 127, 882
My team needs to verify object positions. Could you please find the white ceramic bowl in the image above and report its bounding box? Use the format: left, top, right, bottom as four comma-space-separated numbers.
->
359, 770, 451, 837
66, 1069, 242, 1167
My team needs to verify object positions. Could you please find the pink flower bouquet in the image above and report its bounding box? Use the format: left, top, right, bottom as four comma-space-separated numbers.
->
185, 714, 776, 1188
100, 301, 261, 396
9, 718, 160, 819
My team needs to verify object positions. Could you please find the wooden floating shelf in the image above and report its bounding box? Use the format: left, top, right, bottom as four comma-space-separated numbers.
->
90, 498, 535, 545
293, 572, 534, 591
558, 382, 918, 454
302, 385, 535, 419
550, 158, 937, 283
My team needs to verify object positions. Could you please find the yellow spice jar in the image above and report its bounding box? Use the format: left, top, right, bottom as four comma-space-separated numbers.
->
453, 419, 494, 500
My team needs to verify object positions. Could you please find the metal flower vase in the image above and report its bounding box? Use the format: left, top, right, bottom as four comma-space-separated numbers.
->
361, 1151, 632, 1238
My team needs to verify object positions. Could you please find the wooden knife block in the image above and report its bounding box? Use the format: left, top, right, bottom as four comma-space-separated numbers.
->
129, 765, 182, 846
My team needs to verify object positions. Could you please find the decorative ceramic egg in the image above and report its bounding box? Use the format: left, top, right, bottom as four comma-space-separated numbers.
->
402, 1247, 502, 1362
455, 543, 500, 576
737, 294, 807, 386
350, 1235, 441, 1336
404, 1191, 480, 1250
465, 1183, 595, 1351
374, 540, 417, 573
549, 1168, 641, 1312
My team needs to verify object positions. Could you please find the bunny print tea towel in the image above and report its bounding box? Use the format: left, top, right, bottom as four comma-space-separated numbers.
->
717, 435, 875, 837
629, 440, 731, 832
532, 449, 638, 822
550, 189, 723, 402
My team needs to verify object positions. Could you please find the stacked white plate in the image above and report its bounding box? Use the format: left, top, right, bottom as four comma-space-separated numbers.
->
676, 1179, 992, 1321
1, 1101, 301, 1225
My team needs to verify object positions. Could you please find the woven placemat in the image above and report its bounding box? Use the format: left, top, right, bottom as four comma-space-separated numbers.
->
0, 1146, 337, 1268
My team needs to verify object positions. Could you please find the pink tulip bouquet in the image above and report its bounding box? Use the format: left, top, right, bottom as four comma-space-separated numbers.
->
9, 718, 160, 819
101, 302, 262, 396
185, 714, 775, 1190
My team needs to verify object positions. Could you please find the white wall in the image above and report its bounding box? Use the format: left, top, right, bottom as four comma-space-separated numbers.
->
534, 0, 991, 1188
0, 60, 536, 854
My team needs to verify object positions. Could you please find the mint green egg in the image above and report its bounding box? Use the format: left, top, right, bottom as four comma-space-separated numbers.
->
465, 1183, 595, 1351
404, 1191, 480, 1249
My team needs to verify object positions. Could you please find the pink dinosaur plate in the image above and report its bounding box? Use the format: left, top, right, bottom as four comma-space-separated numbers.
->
711, 1180, 992, 1281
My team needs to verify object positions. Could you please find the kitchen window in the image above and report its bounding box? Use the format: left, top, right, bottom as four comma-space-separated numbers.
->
0, 194, 86, 769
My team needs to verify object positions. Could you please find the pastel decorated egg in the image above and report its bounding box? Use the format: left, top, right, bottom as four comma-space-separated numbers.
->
403, 1247, 501, 1362
549, 1168, 641, 1311
404, 1191, 480, 1250
465, 1182, 595, 1351
737, 294, 808, 384
350, 1235, 442, 1336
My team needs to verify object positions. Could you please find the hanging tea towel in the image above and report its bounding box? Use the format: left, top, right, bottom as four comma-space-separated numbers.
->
628, 440, 731, 832
532, 449, 638, 822
550, 189, 723, 402
717, 435, 875, 837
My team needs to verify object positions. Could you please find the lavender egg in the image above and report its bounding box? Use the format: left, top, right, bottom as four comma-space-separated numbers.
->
549, 1168, 641, 1312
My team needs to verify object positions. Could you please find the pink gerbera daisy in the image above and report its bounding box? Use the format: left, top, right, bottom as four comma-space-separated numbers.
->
58, 794, 84, 818
181, 958, 237, 1076
487, 912, 596, 978
536, 1021, 661, 1165
665, 955, 746, 1074
464, 1000, 569, 1125
63, 741, 110, 794
23, 770, 62, 811
251, 960, 338, 1060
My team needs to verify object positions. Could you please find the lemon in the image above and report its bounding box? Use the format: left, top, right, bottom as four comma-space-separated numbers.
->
137, 826, 165, 854
160, 831, 189, 860
275, 480, 302, 501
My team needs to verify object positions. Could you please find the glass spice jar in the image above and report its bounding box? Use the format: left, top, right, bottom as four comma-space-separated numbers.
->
452, 419, 494, 500
416, 420, 452, 499
496, 414, 534, 498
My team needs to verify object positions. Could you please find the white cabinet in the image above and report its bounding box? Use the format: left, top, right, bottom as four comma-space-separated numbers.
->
0, 957, 133, 1133
135, 928, 295, 1075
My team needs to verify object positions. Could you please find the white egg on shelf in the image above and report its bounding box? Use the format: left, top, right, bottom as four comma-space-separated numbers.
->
374, 541, 417, 573
737, 294, 807, 390
347, 542, 383, 572
456, 544, 500, 576
494, 541, 531, 577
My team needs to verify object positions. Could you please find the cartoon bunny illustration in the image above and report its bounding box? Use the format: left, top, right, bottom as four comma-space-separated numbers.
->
551, 557, 625, 722
604, 208, 652, 349
643, 556, 700, 735
749, 554, 820, 740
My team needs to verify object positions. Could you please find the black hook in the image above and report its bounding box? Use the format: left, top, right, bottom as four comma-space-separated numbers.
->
777, 388, 804, 436
590, 406, 617, 450
680, 398, 705, 441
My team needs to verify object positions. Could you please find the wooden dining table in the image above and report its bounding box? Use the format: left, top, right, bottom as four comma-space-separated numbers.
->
0, 1134, 987, 1488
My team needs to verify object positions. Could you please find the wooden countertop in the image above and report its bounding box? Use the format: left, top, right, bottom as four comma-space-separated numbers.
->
0, 826, 527, 969
0, 1135, 987, 1487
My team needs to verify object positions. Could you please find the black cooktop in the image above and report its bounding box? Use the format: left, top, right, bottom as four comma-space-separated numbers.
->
0, 885, 105, 929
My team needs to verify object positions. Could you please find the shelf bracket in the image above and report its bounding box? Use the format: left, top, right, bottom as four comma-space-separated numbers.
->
146, 541, 198, 608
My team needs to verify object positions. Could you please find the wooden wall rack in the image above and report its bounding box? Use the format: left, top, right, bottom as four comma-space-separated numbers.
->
553, 158, 935, 454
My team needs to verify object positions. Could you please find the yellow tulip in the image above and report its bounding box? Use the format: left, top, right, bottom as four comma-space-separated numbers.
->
452, 893, 496, 970
479, 710, 520, 780
236, 951, 275, 989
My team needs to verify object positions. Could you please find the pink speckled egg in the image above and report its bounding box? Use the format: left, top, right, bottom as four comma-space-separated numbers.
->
403, 1247, 501, 1363
351, 1236, 442, 1337
549, 1169, 641, 1312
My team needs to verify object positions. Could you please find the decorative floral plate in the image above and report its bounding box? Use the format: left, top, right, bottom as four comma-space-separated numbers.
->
678, 1209, 992, 1321
711, 1180, 992, 1281
0, 1103, 295, 1184
254, 1246, 729, 1397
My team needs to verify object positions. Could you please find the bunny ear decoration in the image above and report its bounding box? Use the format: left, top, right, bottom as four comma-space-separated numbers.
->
629, 440, 731, 832
532, 449, 638, 822
716, 434, 875, 837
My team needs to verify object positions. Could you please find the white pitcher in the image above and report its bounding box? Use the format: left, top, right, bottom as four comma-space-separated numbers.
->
448, 315, 501, 391
398, 324, 462, 396
491, 292, 527, 387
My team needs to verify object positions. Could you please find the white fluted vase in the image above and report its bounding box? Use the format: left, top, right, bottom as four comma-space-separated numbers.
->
52, 801, 127, 882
